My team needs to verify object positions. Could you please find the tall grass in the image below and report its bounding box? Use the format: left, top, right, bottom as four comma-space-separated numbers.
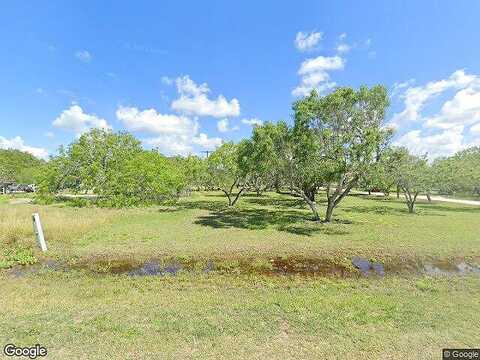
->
0, 204, 121, 255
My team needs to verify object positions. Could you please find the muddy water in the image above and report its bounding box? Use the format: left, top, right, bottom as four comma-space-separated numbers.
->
6, 256, 480, 278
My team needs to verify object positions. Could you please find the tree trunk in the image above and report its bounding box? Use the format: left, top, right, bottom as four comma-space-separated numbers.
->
222, 190, 233, 206
426, 193, 432, 202
305, 188, 315, 202
324, 200, 335, 222
407, 201, 414, 213
307, 200, 320, 221
396, 185, 400, 199
300, 191, 320, 221
230, 187, 245, 206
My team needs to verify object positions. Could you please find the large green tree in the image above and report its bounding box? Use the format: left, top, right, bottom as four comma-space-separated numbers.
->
290, 86, 392, 222
433, 146, 480, 196
39, 128, 142, 195
358, 147, 408, 196
0, 149, 45, 184
107, 150, 186, 206
237, 121, 289, 195
393, 148, 430, 213
207, 142, 245, 206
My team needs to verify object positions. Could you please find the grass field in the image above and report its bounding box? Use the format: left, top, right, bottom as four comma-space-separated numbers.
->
1, 191, 479, 359
1, 191, 480, 264
1, 273, 479, 359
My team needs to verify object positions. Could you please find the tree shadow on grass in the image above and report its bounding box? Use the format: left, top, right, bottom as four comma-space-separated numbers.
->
244, 196, 311, 209
342, 205, 411, 216
194, 207, 351, 236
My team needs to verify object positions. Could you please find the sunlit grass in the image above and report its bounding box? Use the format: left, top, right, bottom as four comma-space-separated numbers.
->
1, 191, 479, 264
0, 272, 478, 359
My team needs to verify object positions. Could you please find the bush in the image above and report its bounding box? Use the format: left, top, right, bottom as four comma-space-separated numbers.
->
0, 247, 37, 269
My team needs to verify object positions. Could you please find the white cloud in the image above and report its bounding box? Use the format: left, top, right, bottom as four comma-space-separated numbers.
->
0, 136, 48, 159
75, 50, 92, 63
336, 33, 351, 54
192, 133, 223, 149
292, 55, 344, 97
295, 31, 323, 52
217, 118, 238, 133
171, 75, 240, 118
394, 127, 466, 159
53, 105, 111, 134
389, 70, 477, 128
391, 79, 416, 97
391, 69, 480, 159
336, 43, 350, 54
241, 118, 263, 127
424, 87, 480, 129
161, 76, 173, 85
116, 105, 222, 156
116, 106, 197, 136
471, 122, 480, 135
44, 131, 55, 139
298, 56, 344, 75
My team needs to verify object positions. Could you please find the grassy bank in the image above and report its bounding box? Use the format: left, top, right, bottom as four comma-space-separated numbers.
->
1, 191, 479, 266
1, 272, 479, 359
2, 191, 479, 359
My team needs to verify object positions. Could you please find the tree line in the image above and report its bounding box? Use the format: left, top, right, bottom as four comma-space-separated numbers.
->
5, 86, 478, 221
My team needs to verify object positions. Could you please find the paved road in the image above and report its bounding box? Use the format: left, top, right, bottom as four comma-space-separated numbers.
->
416, 195, 480, 206
354, 191, 480, 206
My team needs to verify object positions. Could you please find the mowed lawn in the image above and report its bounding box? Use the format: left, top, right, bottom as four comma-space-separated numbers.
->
1, 192, 480, 359
1, 191, 479, 263
1, 273, 479, 359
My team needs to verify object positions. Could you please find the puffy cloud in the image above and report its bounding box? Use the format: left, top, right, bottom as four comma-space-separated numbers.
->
116, 106, 197, 136
192, 133, 223, 149
394, 127, 466, 159
241, 118, 263, 127
295, 31, 322, 52
145, 135, 194, 155
53, 105, 111, 134
292, 55, 344, 97
389, 70, 477, 127
171, 75, 240, 118
75, 50, 92, 63
298, 56, 344, 75
0, 136, 48, 159
217, 118, 238, 133
424, 87, 480, 129
116, 105, 222, 156
391, 69, 480, 159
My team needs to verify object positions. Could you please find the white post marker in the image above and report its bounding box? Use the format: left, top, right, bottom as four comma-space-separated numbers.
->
32, 213, 48, 252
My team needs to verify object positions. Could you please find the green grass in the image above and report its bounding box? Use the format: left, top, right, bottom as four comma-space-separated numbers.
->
1, 191, 480, 358
3, 191, 480, 265
1, 272, 479, 359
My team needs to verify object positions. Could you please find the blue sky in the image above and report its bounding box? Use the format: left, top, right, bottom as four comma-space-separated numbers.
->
1, 1, 479, 159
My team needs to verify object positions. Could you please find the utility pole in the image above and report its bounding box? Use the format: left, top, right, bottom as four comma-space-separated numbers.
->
201, 150, 212, 158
